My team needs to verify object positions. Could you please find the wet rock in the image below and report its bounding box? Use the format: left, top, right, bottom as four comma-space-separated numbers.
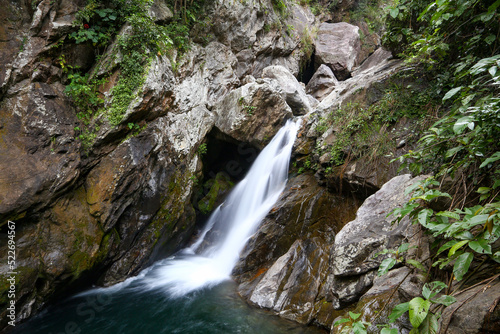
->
333, 267, 423, 333
306, 64, 338, 101
197, 172, 234, 215
262, 65, 313, 115
234, 173, 359, 323
329, 271, 377, 308
248, 239, 329, 324
314, 22, 362, 80
0, 187, 106, 325
332, 174, 427, 277
0, 81, 81, 221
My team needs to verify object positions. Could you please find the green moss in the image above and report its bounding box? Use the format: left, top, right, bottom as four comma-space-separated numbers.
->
197, 173, 234, 214
106, 49, 151, 126
150, 169, 192, 244
69, 250, 93, 278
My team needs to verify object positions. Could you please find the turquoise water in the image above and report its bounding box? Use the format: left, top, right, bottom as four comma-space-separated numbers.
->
13, 280, 326, 334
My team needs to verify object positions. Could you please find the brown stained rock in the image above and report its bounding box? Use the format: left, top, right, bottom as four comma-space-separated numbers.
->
0, 187, 106, 327
0, 82, 80, 221
247, 238, 330, 324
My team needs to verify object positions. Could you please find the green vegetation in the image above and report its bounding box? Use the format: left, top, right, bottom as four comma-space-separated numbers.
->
334, 1, 500, 332
334, 311, 371, 334
197, 143, 207, 156
62, 0, 208, 151
271, 0, 288, 17
238, 97, 257, 115
309, 79, 439, 172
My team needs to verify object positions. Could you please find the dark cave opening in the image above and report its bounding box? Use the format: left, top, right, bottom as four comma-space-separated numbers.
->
192, 128, 261, 225
297, 50, 316, 85
202, 128, 259, 183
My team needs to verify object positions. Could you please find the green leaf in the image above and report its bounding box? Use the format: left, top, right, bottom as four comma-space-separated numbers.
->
443, 86, 462, 101
419, 313, 439, 334
423, 281, 447, 300
477, 187, 491, 194
445, 146, 463, 158
333, 318, 350, 327
465, 214, 489, 228
448, 240, 469, 257
398, 243, 410, 254
437, 240, 458, 255
493, 251, 500, 263
352, 321, 368, 334
406, 259, 426, 271
453, 116, 474, 134
453, 252, 473, 281
378, 258, 397, 276
418, 208, 433, 227
389, 302, 409, 323
488, 0, 500, 13
489, 66, 498, 77
390, 7, 399, 18
468, 239, 492, 254
349, 311, 361, 320
381, 328, 398, 334
480, 152, 500, 168
436, 211, 460, 220
432, 294, 457, 306
409, 297, 431, 328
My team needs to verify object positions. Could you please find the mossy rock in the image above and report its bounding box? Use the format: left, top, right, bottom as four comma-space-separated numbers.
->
197, 172, 234, 215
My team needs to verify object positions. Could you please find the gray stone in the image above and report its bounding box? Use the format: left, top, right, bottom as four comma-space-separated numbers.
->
148, 0, 173, 24
314, 22, 362, 80
440, 280, 500, 333
355, 47, 393, 74
212, 80, 292, 148
332, 174, 427, 277
306, 64, 338, 101
249, 239, 329, 324
262, 65, 313, 115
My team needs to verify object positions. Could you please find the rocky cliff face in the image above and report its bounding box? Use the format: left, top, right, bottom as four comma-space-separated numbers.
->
3, 0, 493, 333
0, 0, 325, 329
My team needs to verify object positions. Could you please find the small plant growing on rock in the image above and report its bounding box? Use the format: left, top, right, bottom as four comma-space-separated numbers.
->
197, 143, 207, 156
333, 311, 371, 334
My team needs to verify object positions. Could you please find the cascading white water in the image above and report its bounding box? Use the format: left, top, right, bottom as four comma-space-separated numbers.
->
136, 119, 300, 297
90, 119, 300, 299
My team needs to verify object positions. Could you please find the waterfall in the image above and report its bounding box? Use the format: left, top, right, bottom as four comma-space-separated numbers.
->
135, 119, 300, 297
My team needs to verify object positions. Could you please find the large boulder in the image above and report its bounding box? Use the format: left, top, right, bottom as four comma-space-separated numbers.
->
0, 81, 81, 221
262, 65, 313, 115
305, 64, 338, 101
332, 174, 427, 277
212, 79, 293, 148
247, 238, 329, 324
314, 22, 362, 80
